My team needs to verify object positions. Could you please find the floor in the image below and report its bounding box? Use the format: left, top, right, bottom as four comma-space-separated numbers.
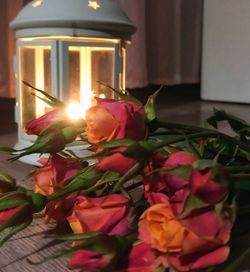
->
1, 85, 250, 271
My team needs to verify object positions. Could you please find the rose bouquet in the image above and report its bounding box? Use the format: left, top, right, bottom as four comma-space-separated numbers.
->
1, 85, 250, 271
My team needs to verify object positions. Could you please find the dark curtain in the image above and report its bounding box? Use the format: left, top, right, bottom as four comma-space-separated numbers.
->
0, 0, 30, 97
0, 0, 203, 97
116, 0, 204, 88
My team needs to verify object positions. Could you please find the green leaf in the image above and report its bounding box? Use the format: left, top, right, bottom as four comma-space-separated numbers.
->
98, 138, 136, 149
48, 167, 103, 201
193, 159, 217, 170
206, 109, 250, 133
147, 165, 193, 180
144, 86, 163, 122
112, 162, 145, 193
52, 232, 99, 241
0, 198, 27, 210
99, 171, 120, 183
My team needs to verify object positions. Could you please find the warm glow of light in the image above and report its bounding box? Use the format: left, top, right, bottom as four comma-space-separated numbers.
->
99, 94, 106, 99
66, 103, 86, 120
80, 47, 92, 116
35, 47, 45, 117
19, 37, 120, 44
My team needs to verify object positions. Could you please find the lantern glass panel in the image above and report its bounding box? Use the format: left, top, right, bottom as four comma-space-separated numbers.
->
68, 46, 114, 114
19, 46, 52, 131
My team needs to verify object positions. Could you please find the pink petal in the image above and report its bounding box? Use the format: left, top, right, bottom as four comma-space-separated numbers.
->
169, 246, 230, 271
165, 151, 197, 167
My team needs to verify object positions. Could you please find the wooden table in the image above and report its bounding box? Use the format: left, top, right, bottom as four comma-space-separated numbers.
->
0, 133, 70, 271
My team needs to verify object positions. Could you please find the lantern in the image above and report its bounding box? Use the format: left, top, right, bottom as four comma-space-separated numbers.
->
11, 0, 136, 164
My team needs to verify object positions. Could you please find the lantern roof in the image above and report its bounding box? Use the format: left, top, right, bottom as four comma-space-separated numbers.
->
11, 0, 136, 40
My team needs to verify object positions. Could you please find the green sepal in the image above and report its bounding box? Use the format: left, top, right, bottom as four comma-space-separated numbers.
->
62, 127, 78, 143
97, 81, 142, 106
144, 86, 162, 123
182, 194, 208, 215
29, 193, 48, 213
48, 167, 103, 201
22, 81, 65, 108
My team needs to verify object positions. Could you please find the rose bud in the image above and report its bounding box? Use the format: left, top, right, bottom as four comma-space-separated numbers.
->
25, 109, 70, 135
10, 126, 79, 161
68, 249, 112, 271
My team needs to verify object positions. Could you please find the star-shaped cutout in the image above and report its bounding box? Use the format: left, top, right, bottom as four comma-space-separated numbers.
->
88, 0, 101, 10
32, 0, 43, 8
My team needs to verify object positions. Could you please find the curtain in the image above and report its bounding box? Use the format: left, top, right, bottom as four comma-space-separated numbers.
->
0, 0, 27, 98
0, 0, 203, 97
116, 0, 204, 88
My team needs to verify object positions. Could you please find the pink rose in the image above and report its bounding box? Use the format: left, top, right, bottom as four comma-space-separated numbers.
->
32, 154, 81, 196
86, 98, 146, 144
139, 192, 232, 271
45, 195, 77, 224
119, 242, 157, 272
0, 207, 19, 224
145, 151, 197, 194
68, 249, 111, 271
190, 169, 227, 204
25, 109, 69, 135
96, 148, 138, 174
67, 194, 131, 236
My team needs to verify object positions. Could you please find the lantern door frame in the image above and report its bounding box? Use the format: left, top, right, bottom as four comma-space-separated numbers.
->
15, 38, 125, 149
15, 40, 58, 145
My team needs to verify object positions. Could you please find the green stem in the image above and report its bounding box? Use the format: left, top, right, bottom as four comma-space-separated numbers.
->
156, 120, 250, 152
152, 131, 217, 150
112, 163, 145, 193
156, 120, 205, 133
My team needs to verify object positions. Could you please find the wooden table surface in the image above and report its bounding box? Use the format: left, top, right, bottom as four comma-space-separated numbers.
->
0, 133, 70, 271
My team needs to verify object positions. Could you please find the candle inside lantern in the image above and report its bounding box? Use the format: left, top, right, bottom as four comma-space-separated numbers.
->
66, 102, 86, 120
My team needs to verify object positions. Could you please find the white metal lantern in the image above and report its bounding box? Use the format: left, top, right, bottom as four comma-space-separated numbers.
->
11, 0, 136, 163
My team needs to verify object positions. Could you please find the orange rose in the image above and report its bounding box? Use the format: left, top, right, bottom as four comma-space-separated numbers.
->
32, 154, 81, 195
139, 193, 232, 271
85, 98, 145, 144
139, 203, 186, 253
33, 163, 54, 195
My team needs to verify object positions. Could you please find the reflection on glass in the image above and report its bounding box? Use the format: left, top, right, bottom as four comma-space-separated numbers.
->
20, 46, 51, 130
69, 46, 114, 116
